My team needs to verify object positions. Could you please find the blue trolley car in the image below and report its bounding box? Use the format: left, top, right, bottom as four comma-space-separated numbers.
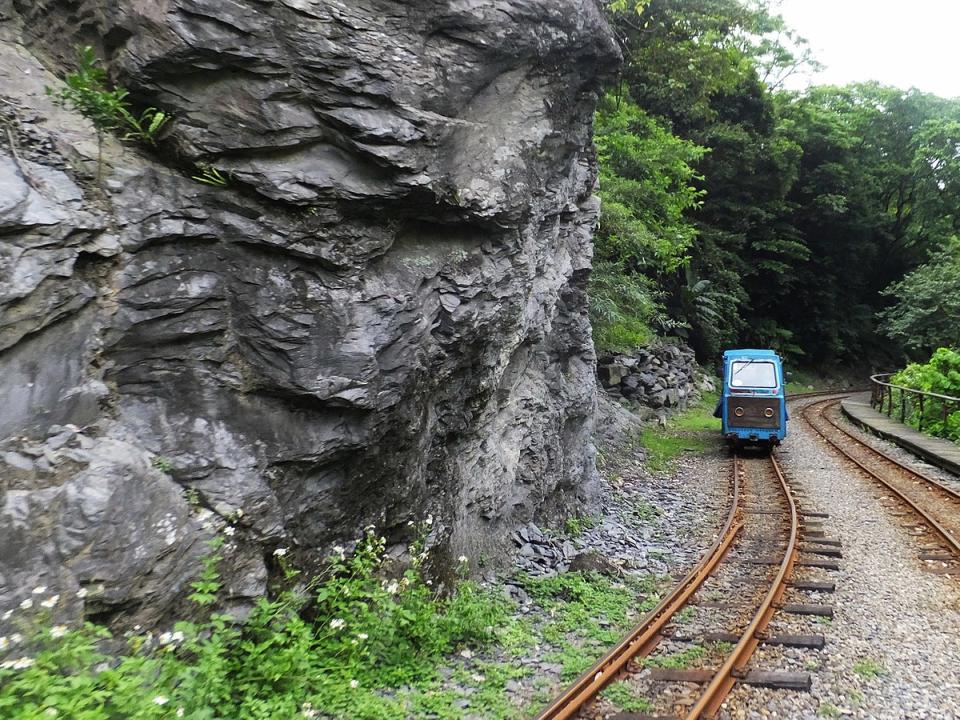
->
717, 349, 787, 449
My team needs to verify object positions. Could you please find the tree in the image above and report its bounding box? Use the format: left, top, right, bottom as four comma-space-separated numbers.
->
590, 93, 705, 352
878, 242, 960, 353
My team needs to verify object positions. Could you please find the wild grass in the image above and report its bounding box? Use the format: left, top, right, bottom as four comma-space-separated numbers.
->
640, 390, 720, 472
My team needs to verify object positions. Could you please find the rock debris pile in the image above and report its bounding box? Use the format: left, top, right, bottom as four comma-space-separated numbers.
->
598, 343, 711, 413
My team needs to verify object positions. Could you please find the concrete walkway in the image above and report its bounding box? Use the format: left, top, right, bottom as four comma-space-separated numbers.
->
841, 391, 960, 477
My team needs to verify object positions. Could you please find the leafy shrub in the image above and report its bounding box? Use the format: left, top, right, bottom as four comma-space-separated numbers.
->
590, 92, 705, 353
0, 526, 508, 719
890, 347, 960, 441
46, 46, 169, 177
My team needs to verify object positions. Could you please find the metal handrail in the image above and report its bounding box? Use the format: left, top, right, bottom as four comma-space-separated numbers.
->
869, 372, 960, 433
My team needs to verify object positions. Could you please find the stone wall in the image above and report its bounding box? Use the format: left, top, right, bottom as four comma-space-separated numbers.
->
0, 0, 618, 627
598, 344, 712, 415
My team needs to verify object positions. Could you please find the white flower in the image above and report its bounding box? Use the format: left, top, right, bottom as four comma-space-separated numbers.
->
40, 595, 59, 609
458, 555, 468, 563
223, 526, 236, 537
329, 618, 345, 630
349, 680, 359, 689
301, 703, 318, 719
32, 586, 47, 595
152, 696, 169, 706
176, 709, 185, 718
76, 588, 88, 599
426, 580, 433, 586
0, 637, 7, 650
10, 633, 22, 645
234, 509, 244, 518
332, 545, 345, 560
44, 709, 58, 718
357, 632, 368, 641
159, 632, 173, 645
407, 520, 415, 527
425, 515, 433, 526
273, 548, 288, 557
385, 580, 399, 595
12, 657, 35, 670
50, 626, 67, 639
1, 609, 12, 621
19, 599, 32, 610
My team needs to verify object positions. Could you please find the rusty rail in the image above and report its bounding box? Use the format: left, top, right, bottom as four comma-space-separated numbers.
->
803, 398, 960, 558
536, 451, 802, 720
684, 453, 798, 719
870, 373, 960, 435
533, 461, 744, 720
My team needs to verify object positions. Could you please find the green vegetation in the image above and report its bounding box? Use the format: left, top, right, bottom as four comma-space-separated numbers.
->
46, 46, 169, 176
191, 165, 230, 187
0, 528, 517, 720
600, 681, 653, 712
640, 390, 720, 471
632, 498, 660, 523
890, 347, 960, 441
564, 515, 599, 537
0, 525, 673, 720
879, 242, 960, 352
592, 1, 960, 369
151, 456, 173, 472
785, 368, 820, 395
818, 703, 842, 718
852, 658, 886, 679
591, 92, 705, 352
518, 571, 663, 682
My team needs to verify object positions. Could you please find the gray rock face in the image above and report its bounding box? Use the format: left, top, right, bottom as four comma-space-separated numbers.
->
0, 1, 618, 623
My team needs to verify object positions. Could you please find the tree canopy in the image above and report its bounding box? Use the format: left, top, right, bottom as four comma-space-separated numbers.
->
592, 0, 960, 368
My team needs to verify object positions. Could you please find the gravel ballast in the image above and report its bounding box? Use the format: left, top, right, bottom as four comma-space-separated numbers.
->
720, 398, 960, 719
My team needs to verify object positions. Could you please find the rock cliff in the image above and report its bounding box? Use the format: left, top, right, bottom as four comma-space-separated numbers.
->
0, 0, 618, 625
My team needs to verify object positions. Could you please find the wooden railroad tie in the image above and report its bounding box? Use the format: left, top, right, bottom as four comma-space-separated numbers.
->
789, 579, 836, 592
744, 558, 841, 570
781, 603, 833, 617
699, 631, 825, 649
648, 668, 811, 691
800, 545, 843, 558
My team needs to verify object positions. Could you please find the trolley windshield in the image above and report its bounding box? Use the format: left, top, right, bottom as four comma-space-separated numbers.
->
729, 360, 777, 388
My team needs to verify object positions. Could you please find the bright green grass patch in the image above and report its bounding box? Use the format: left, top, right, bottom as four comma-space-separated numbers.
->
785, 367, 820, 395
519, 571, 663, 687
640, 390, 720, 472
852, 658, 886, 679
564, 515, 599, 537
600, 680, 653, 712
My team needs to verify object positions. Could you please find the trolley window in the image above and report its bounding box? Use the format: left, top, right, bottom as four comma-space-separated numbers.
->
729, 360, 777, 388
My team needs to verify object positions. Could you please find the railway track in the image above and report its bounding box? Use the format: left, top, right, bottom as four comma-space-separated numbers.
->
536, 450, 830, 719
800, 397, 960, 565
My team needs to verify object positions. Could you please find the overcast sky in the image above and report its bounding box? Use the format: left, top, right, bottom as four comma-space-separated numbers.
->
773, 0, 960, 98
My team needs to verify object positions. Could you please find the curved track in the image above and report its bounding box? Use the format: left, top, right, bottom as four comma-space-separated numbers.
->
800, 397, 960, 559
536, 453, 799, 720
